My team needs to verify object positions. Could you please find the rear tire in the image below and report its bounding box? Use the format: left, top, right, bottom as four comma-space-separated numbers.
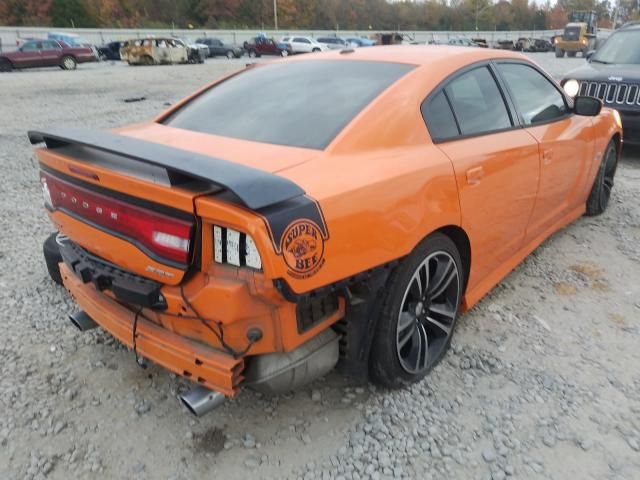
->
312, 48, 320, 53
226, 50, 234, 59
43, 233, 63, 286
248, 50, 257, 58
586, 140, 618, 216
369, 233, 464, 389
60, 55, 77, 70
555, 47, 564, 58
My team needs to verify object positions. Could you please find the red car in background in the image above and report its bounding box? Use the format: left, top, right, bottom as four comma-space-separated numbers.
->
243, 36, 292, 58
0, 39, 95, 72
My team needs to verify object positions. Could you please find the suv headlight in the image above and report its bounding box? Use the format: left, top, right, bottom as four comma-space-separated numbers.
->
563, 79, 580, 98
213, 225, 262, 270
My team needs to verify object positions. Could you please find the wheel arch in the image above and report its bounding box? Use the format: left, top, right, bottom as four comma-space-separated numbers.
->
612, 132, 622, 156
433, 225, 471, 296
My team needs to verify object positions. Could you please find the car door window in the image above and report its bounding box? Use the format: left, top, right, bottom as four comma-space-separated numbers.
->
497, 63, 568, 125
421, 91, 459, 141
444, 66, 512, 135
42, 41, 60, 50
22, 42, 40, 51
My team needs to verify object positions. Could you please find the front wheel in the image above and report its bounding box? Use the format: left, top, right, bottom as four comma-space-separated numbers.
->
280, 49, 289, 57
312, 48, 321, 53
369, 233, 464, 388
586, 140, 618, 216
60, 55, 77, 70
555, 47, 564, 58
0, 59, 13, 72
248, 50, 257, 58
226, 50, 234, 59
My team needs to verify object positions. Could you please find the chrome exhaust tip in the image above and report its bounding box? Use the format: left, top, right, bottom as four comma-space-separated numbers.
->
69, 311, 98, 332
179, 386, 226, 417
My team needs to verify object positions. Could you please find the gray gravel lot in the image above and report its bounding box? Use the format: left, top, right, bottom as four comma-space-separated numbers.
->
0, 53, 639, 480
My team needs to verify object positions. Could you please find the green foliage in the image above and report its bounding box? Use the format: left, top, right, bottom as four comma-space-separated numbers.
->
49, 0, 96, 27
0, 0, 619, 30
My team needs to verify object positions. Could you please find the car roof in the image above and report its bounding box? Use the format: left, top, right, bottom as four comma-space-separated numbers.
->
283, 45, 527, 67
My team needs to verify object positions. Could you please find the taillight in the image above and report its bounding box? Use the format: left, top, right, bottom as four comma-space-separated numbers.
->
41, 172, 193, 264
213, 225, 262, 270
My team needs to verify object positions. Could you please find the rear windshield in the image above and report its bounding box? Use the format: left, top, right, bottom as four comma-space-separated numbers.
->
163, 60, 414, 149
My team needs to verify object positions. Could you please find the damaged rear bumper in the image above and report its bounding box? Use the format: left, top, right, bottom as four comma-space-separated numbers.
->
60, 262, 244, 396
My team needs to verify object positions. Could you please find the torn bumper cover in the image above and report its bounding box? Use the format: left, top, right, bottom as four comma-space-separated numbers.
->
59, 262, 244, 397
58, 237, 167, 310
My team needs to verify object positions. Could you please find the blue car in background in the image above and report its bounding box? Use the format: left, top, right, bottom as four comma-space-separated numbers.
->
48, 32, 99, 59
346, 37, 377, 47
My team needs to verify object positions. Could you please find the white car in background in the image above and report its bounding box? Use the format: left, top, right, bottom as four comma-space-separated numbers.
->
279, 36, 328, 54
316, 36, 350, 50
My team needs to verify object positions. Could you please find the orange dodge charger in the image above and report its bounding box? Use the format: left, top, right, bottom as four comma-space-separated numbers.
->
32, 46, 621, 416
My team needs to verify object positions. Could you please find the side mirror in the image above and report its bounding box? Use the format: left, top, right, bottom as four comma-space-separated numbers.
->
586, 50, 596, 61
574, 96, 602, 116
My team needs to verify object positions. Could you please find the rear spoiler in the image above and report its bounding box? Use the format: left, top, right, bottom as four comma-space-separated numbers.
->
28, 127, 305, 210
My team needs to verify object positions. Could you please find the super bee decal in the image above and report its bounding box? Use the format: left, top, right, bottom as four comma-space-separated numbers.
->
257, 196, 329, 279
281, 220, 325, 279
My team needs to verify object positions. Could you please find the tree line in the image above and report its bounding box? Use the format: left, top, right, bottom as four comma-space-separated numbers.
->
0, 0, 623, 31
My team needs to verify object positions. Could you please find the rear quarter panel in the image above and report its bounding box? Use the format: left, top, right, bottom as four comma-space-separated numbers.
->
254, 64, 465, 294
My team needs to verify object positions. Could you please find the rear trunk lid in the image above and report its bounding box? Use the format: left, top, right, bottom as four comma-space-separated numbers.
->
33, 124, 318, 285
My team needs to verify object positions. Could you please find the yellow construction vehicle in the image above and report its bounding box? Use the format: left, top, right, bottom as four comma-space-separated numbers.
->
555, 10, 598, 58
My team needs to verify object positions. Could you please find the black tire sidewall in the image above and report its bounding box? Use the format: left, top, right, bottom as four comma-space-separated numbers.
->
586, 140, 617, 216
43, 233, 63, 285
369, 233, 464, 389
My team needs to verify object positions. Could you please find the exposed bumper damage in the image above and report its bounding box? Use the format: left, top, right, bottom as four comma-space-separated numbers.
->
60, 262, 245, 396
59, 240, 341, 410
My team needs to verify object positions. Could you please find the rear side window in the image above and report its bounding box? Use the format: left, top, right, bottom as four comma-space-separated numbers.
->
422, 91, 459, 141
497, 63, 568, 125
164, 60, 414, 150
42, 41, 61, 49
444, 67, 512, 135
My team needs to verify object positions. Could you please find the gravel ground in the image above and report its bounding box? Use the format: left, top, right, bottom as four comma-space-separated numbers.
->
0, 53, 639, 480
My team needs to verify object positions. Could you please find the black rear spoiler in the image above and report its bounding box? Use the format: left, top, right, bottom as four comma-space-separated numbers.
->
28, 127, 305, 210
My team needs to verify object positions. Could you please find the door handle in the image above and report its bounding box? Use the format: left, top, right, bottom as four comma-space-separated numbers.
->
466, 166, 484, 185
543, 148, 554, 164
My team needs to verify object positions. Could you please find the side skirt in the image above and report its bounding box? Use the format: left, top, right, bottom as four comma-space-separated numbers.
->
462, 205, 585, 311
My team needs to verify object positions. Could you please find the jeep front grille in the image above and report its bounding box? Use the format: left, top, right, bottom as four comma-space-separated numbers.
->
579, 81, 640, 106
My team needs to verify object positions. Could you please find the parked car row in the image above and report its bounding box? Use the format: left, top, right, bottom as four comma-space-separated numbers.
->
436, 36, 554, 52
0, 31, 561, 73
